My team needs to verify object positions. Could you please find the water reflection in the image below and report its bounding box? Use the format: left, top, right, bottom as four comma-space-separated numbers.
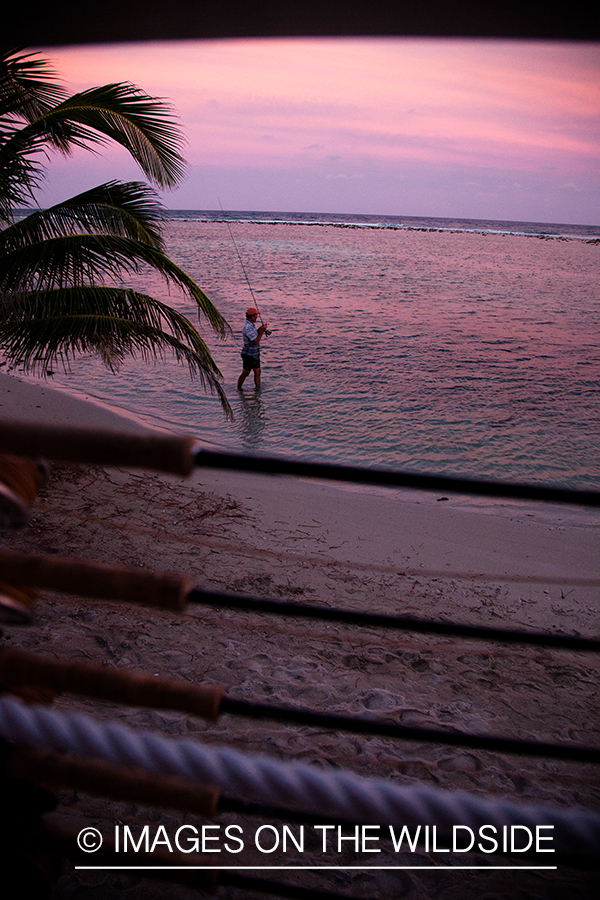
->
236, 389, 266, 450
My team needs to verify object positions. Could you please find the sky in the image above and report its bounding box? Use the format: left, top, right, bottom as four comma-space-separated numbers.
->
33, 38, 600, 225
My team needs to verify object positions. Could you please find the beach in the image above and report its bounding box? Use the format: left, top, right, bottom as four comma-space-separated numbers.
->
0, 372, 599, 899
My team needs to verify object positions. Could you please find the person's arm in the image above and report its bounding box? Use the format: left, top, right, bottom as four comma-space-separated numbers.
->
250, 323, 268, 343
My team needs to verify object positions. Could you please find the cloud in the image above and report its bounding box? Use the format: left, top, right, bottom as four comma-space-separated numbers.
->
34, 38, 600, 223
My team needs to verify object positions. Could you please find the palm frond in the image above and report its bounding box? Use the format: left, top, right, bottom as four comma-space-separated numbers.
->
0, 150, 38, 221
0, 232, 231, 337
0, 50, 232, 418
0, 49, 68, 218
0, 49, 67, 122
0, 286, 232, 417
1, 285, 221, 346
0, 181, 165, 251
3, 83, 187, 189
1, 234, 144, 291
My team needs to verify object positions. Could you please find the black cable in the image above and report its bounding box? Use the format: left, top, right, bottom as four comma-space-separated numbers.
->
194, 449, 600, 760
219, 696, 600, 763
187, 588, 600, 652
194, 449, 600, 507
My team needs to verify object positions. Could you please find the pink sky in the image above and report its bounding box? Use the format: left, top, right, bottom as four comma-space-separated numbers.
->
34, 38, 600, 224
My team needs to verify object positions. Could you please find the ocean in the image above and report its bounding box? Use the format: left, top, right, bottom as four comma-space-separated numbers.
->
19, 211, 600, 490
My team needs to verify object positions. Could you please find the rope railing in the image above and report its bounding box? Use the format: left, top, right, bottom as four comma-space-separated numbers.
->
0, 452, 47, 527
1, 548, 598, 651
0, 694, 598, 862
0, 420, 598, 506
2, 647, 598, 763
1, 420, 598, 894
0, 421, 197, 477
0, 547, 190, 623
5, 743, 592, 871
193, 448, 600, 508
186, 587, 600, 652
219, 697, 600, 763
3, 742, 220, 818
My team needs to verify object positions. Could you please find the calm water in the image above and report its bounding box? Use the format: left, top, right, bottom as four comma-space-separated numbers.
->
22, 211, 600, 489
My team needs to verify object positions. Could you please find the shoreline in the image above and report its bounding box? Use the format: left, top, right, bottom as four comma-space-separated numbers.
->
1, 370, 597, 531
1, 368, 598, 617
0, 371, 176, 436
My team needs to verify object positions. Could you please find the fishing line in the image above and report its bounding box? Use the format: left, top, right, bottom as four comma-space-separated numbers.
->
218, 200, 271, 334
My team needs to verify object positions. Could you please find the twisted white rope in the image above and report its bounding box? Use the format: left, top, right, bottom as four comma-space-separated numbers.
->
1, 694, 598, 858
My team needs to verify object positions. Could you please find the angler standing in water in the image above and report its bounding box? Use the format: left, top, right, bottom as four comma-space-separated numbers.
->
238, 307, 269, 390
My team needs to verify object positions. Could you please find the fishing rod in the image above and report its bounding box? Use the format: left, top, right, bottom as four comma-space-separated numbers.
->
218, 200, 271, 335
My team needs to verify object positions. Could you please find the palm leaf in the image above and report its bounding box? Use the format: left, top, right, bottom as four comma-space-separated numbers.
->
2, 83, 186, 189
1, 285, 220, 344
0, 182, 165, 252
0, 287, 232, 417
0, 49, 67, 122
0, 232, 231, 337
0, 50, 232, 418
0, 50, 68, 218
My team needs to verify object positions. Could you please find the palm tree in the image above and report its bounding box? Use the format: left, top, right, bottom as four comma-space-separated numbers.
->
0, 48, 232, 416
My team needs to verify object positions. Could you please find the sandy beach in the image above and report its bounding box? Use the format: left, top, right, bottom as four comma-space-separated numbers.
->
0, 372, 598, 899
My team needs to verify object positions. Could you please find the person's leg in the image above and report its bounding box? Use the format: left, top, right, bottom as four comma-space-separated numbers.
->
238, 368, 251, 389
253, 366, 261, 387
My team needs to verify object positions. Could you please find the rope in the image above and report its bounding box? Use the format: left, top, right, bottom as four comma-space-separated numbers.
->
187, 588, 600, 652
0, 453, 46, 528
0, 695, 598, 859
0, 548, 190, 613
0, 419, 597, 506
220, 697, 600, 763
0, 646, 225, 721
0, 454, 46, 507
0, 583, 37, 625
194, 449, 600, 507
6, 744, 220, 818
0, 422, 196, 476
2, 544, 596, 651
4, 646, 598, 762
